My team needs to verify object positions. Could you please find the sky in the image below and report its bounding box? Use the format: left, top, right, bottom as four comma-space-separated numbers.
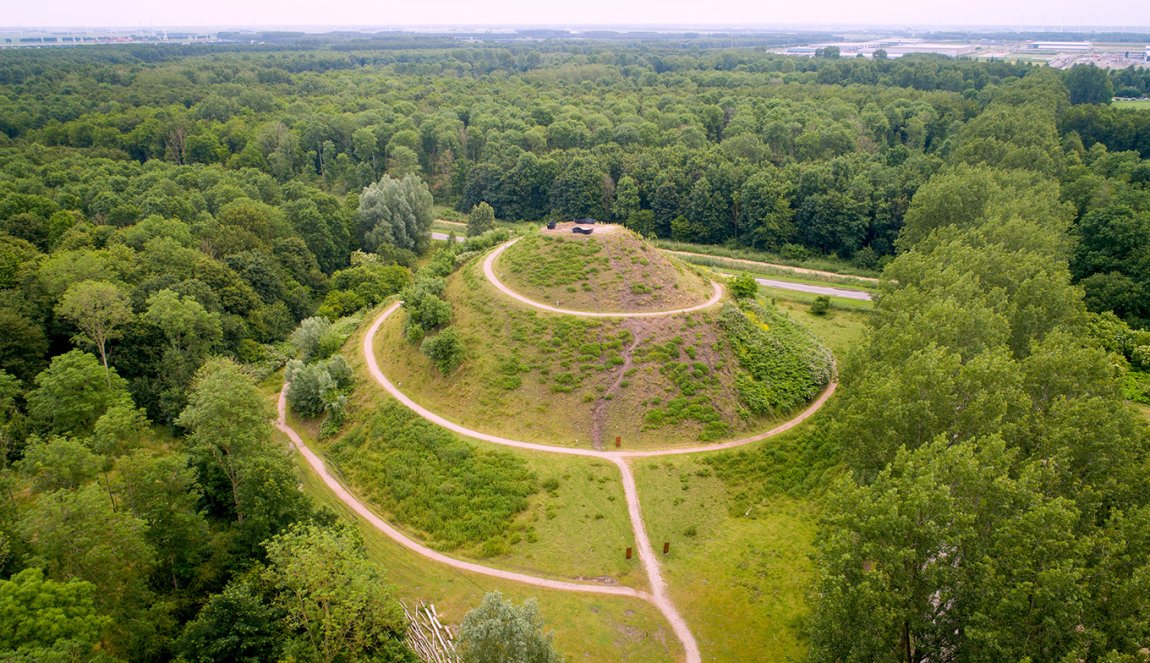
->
6, 0, 1149, 30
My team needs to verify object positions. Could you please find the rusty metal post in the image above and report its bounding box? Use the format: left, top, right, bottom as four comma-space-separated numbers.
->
615, 436, 621, 448
625, 547, 633, 560
663, 542, 670, 555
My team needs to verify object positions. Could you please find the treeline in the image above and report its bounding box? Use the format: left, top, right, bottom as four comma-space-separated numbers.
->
810, 73, 1150, 662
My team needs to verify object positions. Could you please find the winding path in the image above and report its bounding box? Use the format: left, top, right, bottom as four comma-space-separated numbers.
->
483, 237, 724, 318
281, 239, 839, 663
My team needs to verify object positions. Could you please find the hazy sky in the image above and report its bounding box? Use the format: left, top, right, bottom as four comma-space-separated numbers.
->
7, 0, 1149, 29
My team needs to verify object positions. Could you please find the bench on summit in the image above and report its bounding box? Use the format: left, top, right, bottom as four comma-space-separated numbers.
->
572, 226, 594, 235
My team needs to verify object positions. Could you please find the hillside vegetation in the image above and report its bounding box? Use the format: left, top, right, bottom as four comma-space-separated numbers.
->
496, 227, 714, 313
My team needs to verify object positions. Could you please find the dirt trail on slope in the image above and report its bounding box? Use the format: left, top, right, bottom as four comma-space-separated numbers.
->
590, 320, 644, 450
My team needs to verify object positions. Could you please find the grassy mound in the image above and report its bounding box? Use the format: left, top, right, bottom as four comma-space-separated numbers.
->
495, 227, 713, 313
374, 253, 833, 450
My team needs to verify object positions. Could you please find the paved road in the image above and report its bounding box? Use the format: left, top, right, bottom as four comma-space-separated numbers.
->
431, 231, 466, 243
484, 237, 724, 318
666, 249, 879, 284
753, 277, 873, 301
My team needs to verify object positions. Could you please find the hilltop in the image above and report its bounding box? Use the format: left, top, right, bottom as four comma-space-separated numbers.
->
494, 224, 715, 314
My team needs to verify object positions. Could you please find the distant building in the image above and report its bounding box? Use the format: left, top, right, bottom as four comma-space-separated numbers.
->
886, 43, 977, 58
1028, 41, 1092, 51
1145, 46, 1150, 62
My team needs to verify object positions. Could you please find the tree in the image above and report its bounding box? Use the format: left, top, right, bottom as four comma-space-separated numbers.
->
20, 484, 156, 656
421, 327, 465, 373
25, 350, 130, 438
0, 568, 107, 661
175, 579, 284, 663
1065, 64, 1114, 105
177, 358, 309, 551
467, 201, 495, 237
17, 436, 101, 492
144, 289, 223, 360
56, 280, 133, 380
358, 173, 434, 254
549, 157, 603, 220
115, 450, 211, 592
0, 307, 48, 383
458, 592, 562, 663
614, 175, 640, 222
263, 524, 414, 662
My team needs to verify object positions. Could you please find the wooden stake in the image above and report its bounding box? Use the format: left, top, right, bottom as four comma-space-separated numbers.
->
663, 541, 670, 554
626, 546, 633, 559
615, 436, 621, 448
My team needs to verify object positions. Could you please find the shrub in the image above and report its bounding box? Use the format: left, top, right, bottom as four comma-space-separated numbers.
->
289, 316, 331, 361
421, 327, 465, 373
810, 295, 831, 316
285, 355, 354, 419
718, 302, 833, 417
729, 273, 759, 299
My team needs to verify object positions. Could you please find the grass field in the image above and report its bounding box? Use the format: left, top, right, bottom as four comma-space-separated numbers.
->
497, 230, 714, 313
288, 435, 682, 661
1114, 99, 1150, 110
295, 332, 645, 585
632, 453, 818, 662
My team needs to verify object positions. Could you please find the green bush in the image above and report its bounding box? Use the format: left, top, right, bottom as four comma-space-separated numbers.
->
421, 327, 465, 373
809, 295, 831, 316
285, 355, 354, 419
729, 272, 759, 299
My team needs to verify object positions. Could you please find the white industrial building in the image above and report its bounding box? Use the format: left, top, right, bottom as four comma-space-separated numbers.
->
1028, 41, 1093, 51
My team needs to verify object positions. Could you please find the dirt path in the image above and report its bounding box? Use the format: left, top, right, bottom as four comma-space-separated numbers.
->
590, 320, 644, 450
484, 238, 724, 318
275, 391, 648, 599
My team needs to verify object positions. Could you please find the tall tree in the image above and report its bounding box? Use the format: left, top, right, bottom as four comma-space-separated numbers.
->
263, 524, 414, 662
467, 201, 495, 237
56, 280, 133, 380
358, 173, 434, 254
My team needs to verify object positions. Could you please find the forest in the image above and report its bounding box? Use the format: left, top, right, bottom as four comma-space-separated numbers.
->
1, 33, 1149, 661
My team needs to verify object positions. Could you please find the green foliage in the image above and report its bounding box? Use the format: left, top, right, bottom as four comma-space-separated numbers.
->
358, 173, 434, 254
401, 276, 451, 341
808, 295, 830, 316
174, 579, 283, 663
421, 327, 465, 374
55, 280, 133, 372
19, 484, 156, 656
285, 355, 354, 420
331, 403, 537, 553
467, 201, 496, 237
728, 272, 758, 299
178, 358, 310, 550
1066, 63, 1115, 105
458, 592, 562, 663
0, 568, 107, 661
718, 302, 834, 416
25, 350, 130, 437
289, 315, 330, 362
263, 523, 414, 663
17, 436, 101, 492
